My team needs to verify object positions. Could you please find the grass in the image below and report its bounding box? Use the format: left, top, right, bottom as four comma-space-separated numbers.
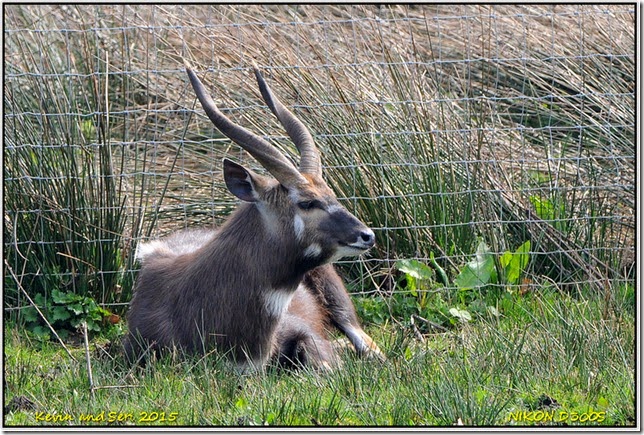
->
4, 283, 635, 427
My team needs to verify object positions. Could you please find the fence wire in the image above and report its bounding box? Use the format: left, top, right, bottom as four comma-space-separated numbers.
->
4, 4, 635, 310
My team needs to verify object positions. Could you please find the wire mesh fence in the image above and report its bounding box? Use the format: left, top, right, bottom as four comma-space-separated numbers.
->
4, 4, 635, 314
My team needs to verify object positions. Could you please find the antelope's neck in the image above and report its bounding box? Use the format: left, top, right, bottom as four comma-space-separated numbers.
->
202, 203, 311, 292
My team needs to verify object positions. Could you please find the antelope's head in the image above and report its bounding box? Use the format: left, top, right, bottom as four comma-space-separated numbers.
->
185, 62, 375, 266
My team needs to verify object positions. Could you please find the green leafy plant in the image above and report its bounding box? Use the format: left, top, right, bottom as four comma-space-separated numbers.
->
354, 296, 390, 326
395, 259, 434, 312
356, 241, 533, 330
454, 240, 531, 290
392, 258, 465, 329
500, 240, 531, 286
529, 196, 567, 233
22, 290, 116, 340
448, 307, 472, 324
354, 258, 450, 330
453, 241, 497, 290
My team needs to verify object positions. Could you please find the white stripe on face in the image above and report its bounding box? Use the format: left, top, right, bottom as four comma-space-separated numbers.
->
326, 204, 344, 214
303, 243, 322, 258
293, 214, 305, 241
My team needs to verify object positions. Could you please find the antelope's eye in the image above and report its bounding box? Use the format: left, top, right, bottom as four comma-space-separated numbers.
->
298, 200, 323, 211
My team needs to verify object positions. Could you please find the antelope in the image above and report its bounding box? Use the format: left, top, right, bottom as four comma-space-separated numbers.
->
124, 61, 383, 371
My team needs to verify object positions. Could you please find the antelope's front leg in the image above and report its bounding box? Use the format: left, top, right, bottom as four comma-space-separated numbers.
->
304, 264, 385, 361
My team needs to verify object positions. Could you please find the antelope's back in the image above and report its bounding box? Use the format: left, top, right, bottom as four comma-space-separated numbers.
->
126, 228, 219, 358
135, 228, 217, 263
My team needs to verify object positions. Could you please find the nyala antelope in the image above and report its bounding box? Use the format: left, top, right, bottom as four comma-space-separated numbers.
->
124, 61, 383, 371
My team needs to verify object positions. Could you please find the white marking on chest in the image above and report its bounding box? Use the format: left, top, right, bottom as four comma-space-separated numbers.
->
263, 289, 295, 318
293, 214, 305, 241
303, 243, 322, 258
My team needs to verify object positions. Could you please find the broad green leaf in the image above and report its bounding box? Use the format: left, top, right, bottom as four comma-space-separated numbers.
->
499, 250, 513, 269
429, 251, 449, 286
265, 412, 277, 425
22, 307, 39, 324
530, 195, 555, 221
51, 289, 66, 304
454, 241, 495, 289
69, 303, 84, 315
407, 276, 418, 296
449, 307, 472, 323
51, 306, 71, 322
32, 326, 51, 340
52, 289, 76, 304
87, 320, 102, 332
506, 240, 531, 284
235, 397, 248, 409
395, 259, 434, 280
34, 293, 47, 306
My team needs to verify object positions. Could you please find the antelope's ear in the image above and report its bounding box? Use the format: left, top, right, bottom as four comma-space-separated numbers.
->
223, 158, 269, 203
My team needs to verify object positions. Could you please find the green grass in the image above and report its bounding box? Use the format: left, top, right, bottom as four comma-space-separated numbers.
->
4, 284, 634, 427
